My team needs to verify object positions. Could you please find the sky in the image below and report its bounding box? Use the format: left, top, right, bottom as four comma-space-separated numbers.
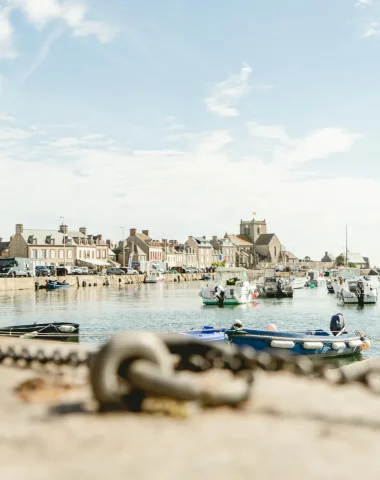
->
1, 0, 380, 265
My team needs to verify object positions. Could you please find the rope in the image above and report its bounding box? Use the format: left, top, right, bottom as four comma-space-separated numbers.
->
356, 331, 380, 343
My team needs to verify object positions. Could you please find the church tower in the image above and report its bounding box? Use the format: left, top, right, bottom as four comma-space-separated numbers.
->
239, 216, 267, 244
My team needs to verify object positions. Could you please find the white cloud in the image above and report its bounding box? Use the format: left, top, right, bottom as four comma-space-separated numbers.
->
248, 122, 363, 167
0, 113, 15, 122
205, 63, 252, 117
3, 0, 117, 57
0, 9, 17, 59
0, 127, 31, 140
363, 22, 380, 36
355, 0, 373, 6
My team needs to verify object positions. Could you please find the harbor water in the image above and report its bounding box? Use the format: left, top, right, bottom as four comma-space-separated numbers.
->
0, 281, 379, 355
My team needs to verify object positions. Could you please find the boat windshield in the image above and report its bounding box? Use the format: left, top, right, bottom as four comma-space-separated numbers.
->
338, 268, 360, 278
215, 270, 248, 286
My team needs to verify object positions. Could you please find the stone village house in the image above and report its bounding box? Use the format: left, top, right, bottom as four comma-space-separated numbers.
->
8, 224, 114, 268
185, 236, 213, 269
210, 236, 236, 267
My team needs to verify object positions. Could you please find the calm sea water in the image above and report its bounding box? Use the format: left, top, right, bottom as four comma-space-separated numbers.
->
0, 281, 379, 355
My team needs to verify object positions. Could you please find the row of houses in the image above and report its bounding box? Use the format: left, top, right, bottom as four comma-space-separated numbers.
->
0, 216, 292, 269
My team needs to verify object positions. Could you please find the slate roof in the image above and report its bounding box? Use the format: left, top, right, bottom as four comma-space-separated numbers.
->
193, 237, 212, 247
226, 234, 253, 246
321, 252, 336, 262
19, 229, 107, 246
255, 234, 275, 246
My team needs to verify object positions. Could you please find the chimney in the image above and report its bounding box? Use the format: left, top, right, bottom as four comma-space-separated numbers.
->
142, 230, 149, 237
106, 239, 111, 247
79, 227, 87, 236
16, 224, 23, 234
97, 234, 102, 241
212, 235, 218, 242
130, 228, 136, 237
59, 224, 68, 234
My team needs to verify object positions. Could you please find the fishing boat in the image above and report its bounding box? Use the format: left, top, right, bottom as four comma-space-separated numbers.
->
179, 325, 225, 342
331, 268, 361, 297
0, 322, 79, 341
338, 278, 377, 304
306, 270, 326, 287
258, 269, 293, 298
224, 315, 368, 358
199, 267, 258, 306
46, 279, 69, 290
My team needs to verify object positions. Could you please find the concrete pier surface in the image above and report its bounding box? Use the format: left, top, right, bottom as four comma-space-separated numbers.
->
1, 347, 380, 479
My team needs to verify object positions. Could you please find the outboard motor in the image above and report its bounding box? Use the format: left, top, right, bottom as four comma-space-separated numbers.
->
214, 285, 225, 307
356, 280, 365, 306
330, 313, 346, 336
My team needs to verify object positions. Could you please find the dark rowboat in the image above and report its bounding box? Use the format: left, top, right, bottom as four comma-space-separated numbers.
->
47, 280, 69, 290
0, 322, 80, 342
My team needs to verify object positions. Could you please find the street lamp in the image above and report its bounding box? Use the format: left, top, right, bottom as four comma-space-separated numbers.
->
120, 226, 125, 267
59, 216, 66, 267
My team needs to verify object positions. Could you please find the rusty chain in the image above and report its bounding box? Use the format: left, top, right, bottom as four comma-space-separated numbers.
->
1, 333, 380, 411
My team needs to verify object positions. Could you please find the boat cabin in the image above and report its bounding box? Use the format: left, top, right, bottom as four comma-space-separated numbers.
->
215, 267, 248, 287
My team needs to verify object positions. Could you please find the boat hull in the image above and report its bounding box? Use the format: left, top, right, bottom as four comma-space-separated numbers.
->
0, 322, 79, 342
47, 283, 69, 290
225, 329, 364, 358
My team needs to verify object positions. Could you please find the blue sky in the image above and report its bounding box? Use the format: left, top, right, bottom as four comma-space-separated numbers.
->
1, 0, 380, 264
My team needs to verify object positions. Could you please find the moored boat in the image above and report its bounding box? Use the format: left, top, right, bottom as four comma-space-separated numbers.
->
46, 279, 69, 290
224, 314, 368, 358
199, 267, 258, 306
258, 269, 293, 298
144, 271, 165, 284
0, 322, 79, 341
338, 278, 377, 304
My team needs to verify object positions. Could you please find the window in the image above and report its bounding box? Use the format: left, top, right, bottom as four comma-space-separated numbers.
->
91, 250, 94, 259
274, 246, 277, 257
79, 250, 82, 259
102, 249, 106, 259
50, 250, 55, 259
67, 249, 73, 259
257, 227, 260, 235
96, 249, 100, 259
59, 249, 64, 259
31, 249, 37, 258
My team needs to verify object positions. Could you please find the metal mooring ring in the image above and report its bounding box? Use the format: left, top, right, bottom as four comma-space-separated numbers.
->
90, 333, 173, 411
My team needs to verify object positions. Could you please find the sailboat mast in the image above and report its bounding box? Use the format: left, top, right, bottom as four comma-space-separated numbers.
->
345, 225, 348, 266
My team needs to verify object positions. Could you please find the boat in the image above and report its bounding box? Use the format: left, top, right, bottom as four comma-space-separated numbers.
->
338, 278, 377, 304
331, 268, 361, 297
306, 270, 326, 287
199, 267, 258, 306
180, 325, 225, 342
290, 276, 308, 289
144, 270, 165, 284
46, 279, 69, 290
224, 314, 368, 358
0, 322, 79, 342
326, 280, 335, 294
258, 269, 293, 298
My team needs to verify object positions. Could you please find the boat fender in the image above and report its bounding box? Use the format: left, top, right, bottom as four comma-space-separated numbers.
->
303, 342, 324, 350
58, 325, 76, 333
361, 339, 371, 351
330, 313, 345, 336
266, 324, 277, 332
20, 331, 38, 338
348, 339, 362, 348
270, 340, 295, 349
331, 342, 346, 350
82, 281, 87, 287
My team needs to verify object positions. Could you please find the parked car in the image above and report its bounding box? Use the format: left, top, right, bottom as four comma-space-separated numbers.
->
71, 267, 83, 274
106, 268, 125, 275
120, 267, 139, 275
35, 266, 51, 277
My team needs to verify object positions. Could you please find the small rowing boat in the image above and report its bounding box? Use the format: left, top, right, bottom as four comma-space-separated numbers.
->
46, 280, 69, 290
0, 322, 79, 341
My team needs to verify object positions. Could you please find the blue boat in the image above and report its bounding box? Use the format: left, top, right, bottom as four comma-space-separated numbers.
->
183, 315, 369, 359
180, 325, 226, 342
46, 280, 69, 290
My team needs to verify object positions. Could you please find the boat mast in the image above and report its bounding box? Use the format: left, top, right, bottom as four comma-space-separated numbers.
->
345, 225, 348, 266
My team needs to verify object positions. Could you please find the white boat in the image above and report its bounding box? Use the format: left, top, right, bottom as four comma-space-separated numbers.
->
144, 270, 165, 284
306, 270, 326, 287
258, 269, 293, 298
199, 267, 258, 306
339, 278, 377, 304
290, 276, 308, 289
331, 268, 361, 297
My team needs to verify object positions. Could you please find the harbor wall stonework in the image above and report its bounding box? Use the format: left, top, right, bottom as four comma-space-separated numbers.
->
0, 273, 207, 292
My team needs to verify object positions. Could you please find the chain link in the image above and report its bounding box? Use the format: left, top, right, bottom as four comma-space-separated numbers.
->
1, 334, 380, 412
